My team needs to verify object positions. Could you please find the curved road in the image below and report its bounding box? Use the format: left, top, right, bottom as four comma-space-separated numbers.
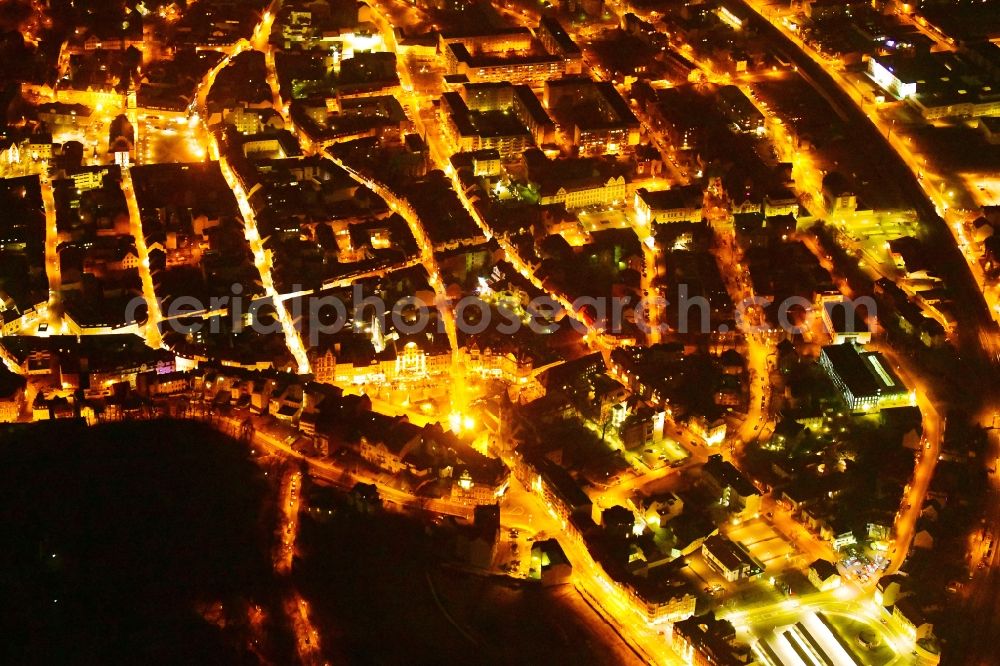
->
739, 0, 1000, 399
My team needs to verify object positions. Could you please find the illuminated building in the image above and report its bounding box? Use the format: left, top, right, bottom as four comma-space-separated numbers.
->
542, 175, 627, 209
291, 95, 410, 146
449, 148, 502, 178
439, 26, 569, 84
821, 172, 857, 213
460, 344, 534, 384
619, 407, 666, 452
282, 9, 314, 44
68, 166, 115, 192
763, 187, 800, 218
279, 4, 382, 56
867, 56, 919, 100
892, 599, 934, 641
715, 85, 764, 134
643, 85, 703, 154
69, 20, 146, 54
358, 414, 508, 503
701, 535, 763, 582
32, 392, 77, 421
313, 339, 451, 387
702, 454, 761, 516
439, 83, 554, 157
807, 559, 842, 591
530, 538, 573, 586
37, 102, 93, 128
526, 150, 628, 210
224, 105, 285, 135
449, 461, 510, 505
716, 5, 745, 31
543, 77, 641, 155
802, 0, 869, 19
463, 83, 554, 145
634, 186, 704, 224
671, 612, 750, 666
439, 26, 535, 56
135, 370, 193, 397
819, 343, 914, 412
690, 417, 727, 447
358, 414, 425, 474
529, 457, 593, 527
311, 347, 337, 384
534, 17, 583, 75
820, 296, 872, 345
633, 492, 684, 529
26, 135, 53, 161
628, 582, 697, 623
869, 53, 1000, 119
238, 132, 302, 160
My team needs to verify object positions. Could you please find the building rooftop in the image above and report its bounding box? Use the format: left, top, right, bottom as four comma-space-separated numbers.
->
440, 25, 533, 41
821, 343, 907, 399
703, 454, 759, 498
823, 300, 870, 335
702, 535, 762, 576
672, 612, 745, 665
809, 558, 839, 581
538, 16, 581, 56
636, 186, 703, 211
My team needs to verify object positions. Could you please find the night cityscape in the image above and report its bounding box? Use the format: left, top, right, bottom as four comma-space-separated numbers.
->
0, 0, 999, 663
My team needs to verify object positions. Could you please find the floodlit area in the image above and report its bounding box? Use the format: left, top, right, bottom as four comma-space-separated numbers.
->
1, 0, 998, 661
962, 173, 1000, 208
725, 518, 799, 571
740, 605, 909, 666
137, 115, 209, 164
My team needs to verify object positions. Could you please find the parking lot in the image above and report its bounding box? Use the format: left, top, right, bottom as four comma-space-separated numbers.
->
725, 517, 800, 572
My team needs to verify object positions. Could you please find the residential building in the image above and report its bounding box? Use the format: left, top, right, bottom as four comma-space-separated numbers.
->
544, 77, 641, 154
671, 612, 750, 666
440, 83, 554, 157
893, 598, 934, 640
535, 17, 583, 75
439, 26, 568, 84
539, 174, 627, 209
701, 454, 761, 516
807, 559, 842, 591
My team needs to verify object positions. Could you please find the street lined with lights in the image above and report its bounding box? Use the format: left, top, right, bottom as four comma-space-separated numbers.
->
4, 0, 996, 662
121, 166, 164, 349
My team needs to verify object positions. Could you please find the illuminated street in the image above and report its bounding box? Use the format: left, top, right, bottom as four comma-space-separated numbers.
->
121, 166, 164, 348
38, 169, 63, 333
218, 154, 311, 373
0, 0, 997, 662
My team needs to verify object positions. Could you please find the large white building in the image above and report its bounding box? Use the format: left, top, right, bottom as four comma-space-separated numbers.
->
634, 186, 703, 224
539, 175, 627, 209
819, 343, 914, 412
